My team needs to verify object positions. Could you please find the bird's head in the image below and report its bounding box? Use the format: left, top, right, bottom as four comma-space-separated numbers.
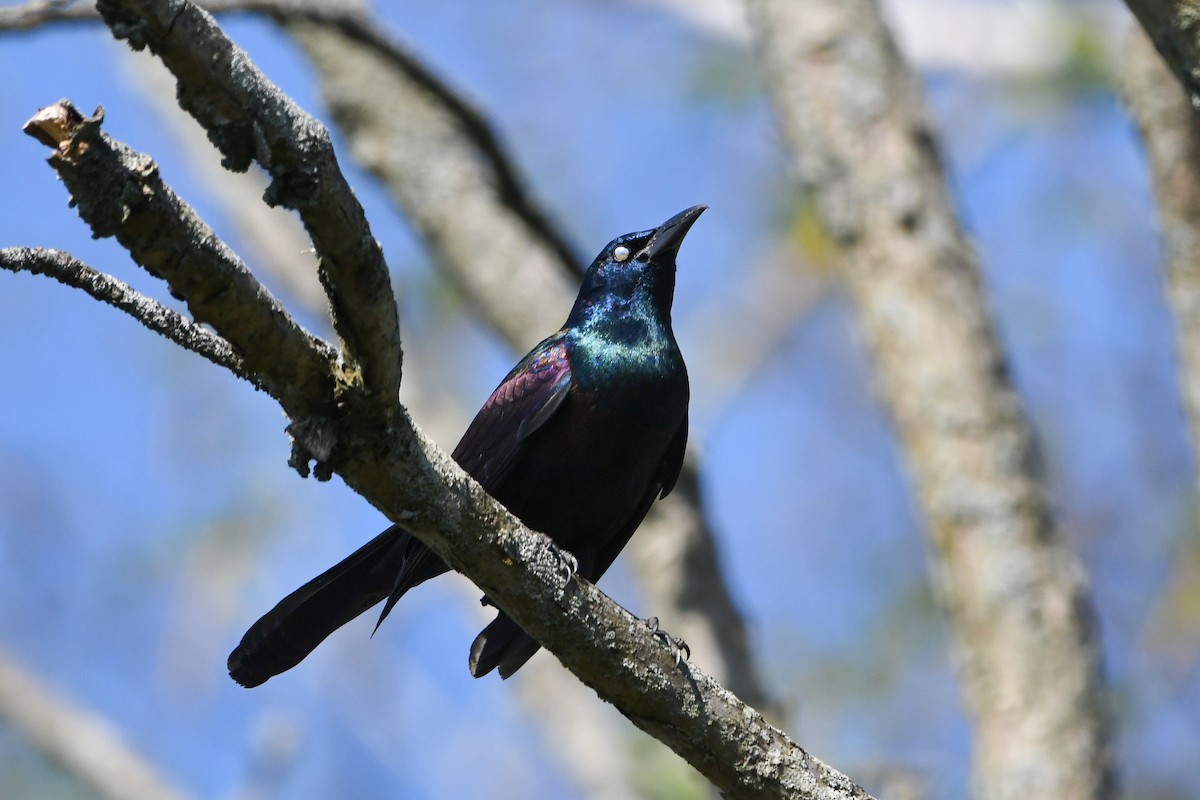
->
566, 205, 706, 330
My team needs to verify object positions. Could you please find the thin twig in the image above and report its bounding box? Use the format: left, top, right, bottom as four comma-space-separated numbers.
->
21, 101, 336, 418
0, 246, 258, 386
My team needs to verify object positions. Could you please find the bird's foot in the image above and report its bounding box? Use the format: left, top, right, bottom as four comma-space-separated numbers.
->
644, 616, 690, 667
553, 545, 578, 584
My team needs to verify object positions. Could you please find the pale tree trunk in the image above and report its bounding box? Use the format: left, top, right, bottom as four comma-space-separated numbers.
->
745, 1, 1113, 798
1124, 25, 1200, 466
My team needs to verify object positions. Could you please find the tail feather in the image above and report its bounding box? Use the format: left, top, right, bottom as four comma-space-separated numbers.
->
468, 612, 542, 679
228, 524, 447, 687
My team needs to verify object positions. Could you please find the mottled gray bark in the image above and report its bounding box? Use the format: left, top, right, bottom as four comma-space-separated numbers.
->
1124, 27, 1200, 469
1124, 0, 1200, 104
745, 1, 1112, 799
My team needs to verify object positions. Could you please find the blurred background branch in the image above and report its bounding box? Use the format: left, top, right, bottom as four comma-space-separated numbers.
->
746, 1, 1112, 798
0, 652, 190, 800
1124, 26, 1200, 471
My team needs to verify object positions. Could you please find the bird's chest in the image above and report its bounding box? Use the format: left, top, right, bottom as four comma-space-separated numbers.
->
497, 341, 686, 545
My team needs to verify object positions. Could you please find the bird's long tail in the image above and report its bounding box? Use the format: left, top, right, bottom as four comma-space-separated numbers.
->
228, 524, 448, 687
468, 612, 542, 679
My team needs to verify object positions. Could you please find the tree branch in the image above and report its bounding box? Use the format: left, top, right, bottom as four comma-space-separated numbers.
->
1123, 0, 1200, 104
93, 0, 402, 408
0, 246, 256, 385
282, 12, 580, 347
0, 651, 191, 800
288, 405, 873, 800
745, 1, 1112, 798
20, 101, 335, 418
1123, 28, 1200, 478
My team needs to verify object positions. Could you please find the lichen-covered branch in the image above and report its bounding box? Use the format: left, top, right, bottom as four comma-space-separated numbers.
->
20, 102, 335, 417
1124, 28, 1200, 473
93, 0, 402, 407
745, 1, 1112, 798
0, 246, 256, 385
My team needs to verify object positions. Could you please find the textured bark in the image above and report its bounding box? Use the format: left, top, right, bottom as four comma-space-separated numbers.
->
0, 652, 190, 800
20, 103, 335, 413
94, 0, 402, 406
745, 1, 1112, 799
283, 14, 580, 348
1124, 27, 1200, 466
1124, 0, 1200, 104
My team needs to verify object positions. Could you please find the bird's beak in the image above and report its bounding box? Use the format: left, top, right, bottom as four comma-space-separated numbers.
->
643, 205, 706, 261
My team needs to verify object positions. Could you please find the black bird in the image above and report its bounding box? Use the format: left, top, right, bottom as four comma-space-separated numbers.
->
228, 205, 704, 686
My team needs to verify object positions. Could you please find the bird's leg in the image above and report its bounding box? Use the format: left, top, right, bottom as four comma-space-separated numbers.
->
552, 544, 578, 583
644, 616, 691, 667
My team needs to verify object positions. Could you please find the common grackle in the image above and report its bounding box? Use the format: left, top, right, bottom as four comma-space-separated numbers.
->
228, 205, 704, 686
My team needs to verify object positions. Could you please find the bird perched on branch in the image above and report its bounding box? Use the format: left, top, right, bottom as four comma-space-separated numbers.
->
228, 205, 704, 686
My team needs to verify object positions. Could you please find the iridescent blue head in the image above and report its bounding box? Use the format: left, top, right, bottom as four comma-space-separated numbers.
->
565, 205, 706, 333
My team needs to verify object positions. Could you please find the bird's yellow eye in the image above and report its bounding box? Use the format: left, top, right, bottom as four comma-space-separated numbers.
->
613, 246, 630, 262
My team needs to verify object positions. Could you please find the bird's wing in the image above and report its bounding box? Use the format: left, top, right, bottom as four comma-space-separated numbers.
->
657, 414, 688, 499
452, 331, 573, 491
374, 333, 572, 630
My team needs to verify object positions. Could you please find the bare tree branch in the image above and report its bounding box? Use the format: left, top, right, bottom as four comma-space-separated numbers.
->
744, 1, 1113, 799
20, 101, 335, 417
93, 0, 401, 407
0, 651, 191, 800
0, 246, 256, 384
282, 12, 579, 351
300, 402, 872, 800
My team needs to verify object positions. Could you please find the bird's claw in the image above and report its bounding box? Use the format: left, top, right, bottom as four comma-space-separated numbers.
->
554, 547, 578, 583
645, 616, 690, 667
